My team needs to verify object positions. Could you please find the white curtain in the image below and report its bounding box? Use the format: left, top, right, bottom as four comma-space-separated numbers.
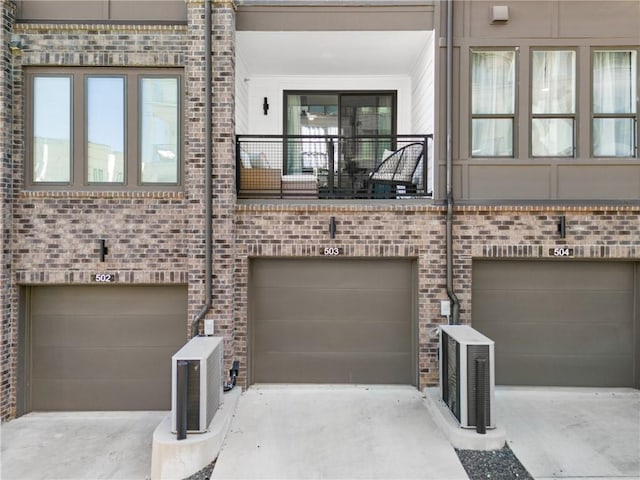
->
531, 50, 576, 157
593, 50, 637, 157
286, 95, 302, 172
471, 51, 515, 156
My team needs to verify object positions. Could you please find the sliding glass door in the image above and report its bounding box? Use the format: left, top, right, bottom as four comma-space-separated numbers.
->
284, 91, 396, 175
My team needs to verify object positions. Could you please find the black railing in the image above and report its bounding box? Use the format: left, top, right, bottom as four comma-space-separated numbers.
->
236, 134, 433, 200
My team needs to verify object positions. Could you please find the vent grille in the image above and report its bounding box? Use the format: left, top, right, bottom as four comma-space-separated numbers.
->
466, 344, 491, 427
186, 361, 201, 431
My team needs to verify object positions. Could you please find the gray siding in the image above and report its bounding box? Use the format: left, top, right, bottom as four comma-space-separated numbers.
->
434, 0, 640, 202
16, 0, 187, 22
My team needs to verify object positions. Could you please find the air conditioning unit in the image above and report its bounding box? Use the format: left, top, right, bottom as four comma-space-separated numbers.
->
439, 325, 495, 429
171, 336, 223, 434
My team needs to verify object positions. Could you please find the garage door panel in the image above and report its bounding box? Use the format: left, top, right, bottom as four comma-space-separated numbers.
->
251, 259, 414, 384
32, 314, 186, 348
31, 286, 187, 315
484, 322, 634, 356
255, 319, 411, 354
32, 379, 170, 411
474, 261, 633, 290
496, 354, 634, 387
254, 352, 413, 384
30, 286, 187, 411
252, 259, 411, 290
33, 346, 178, 380
255, 289, 410, 324
473, 261, 635, 387
473, 291, 633, 325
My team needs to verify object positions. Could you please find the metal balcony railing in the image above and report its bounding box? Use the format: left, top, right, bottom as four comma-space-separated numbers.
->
236, 134, 433, 200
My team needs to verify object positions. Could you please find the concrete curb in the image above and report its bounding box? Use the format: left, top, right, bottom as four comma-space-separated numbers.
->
423, 387, 506, 451
150, 387, 242, 480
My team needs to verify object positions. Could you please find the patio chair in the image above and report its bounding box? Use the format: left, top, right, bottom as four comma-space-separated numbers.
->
367, 142, 424, 198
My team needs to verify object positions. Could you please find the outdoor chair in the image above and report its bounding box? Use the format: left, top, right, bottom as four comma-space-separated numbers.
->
367, 142, 424, 198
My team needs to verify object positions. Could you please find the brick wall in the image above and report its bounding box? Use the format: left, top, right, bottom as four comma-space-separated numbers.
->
234, 204, 640, 390
1, 2, 216, 419
2, 0, 639, 420
234, 204, 449, 389
211, 0, 237, 372
1, 0, 16, 421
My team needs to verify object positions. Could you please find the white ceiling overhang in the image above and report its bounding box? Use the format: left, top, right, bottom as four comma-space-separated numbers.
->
236, 31, 433, 76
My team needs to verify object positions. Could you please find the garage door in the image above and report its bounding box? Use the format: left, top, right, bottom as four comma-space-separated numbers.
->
250, 259, 415, 384
473, 261, 636, 387
28, 285, 187, 411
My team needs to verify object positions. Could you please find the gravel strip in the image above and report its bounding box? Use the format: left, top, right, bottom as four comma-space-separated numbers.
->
456, 444, 533, 480
182, 459, 216, 480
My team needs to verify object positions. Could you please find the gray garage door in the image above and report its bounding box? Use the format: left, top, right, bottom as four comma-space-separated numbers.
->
251, 258, 415, 384
28, 285, 187, 411
473, 261, 636, 387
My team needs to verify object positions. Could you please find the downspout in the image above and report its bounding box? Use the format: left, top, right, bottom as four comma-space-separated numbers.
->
445, 0, 460, 324
191, 0, 213, 338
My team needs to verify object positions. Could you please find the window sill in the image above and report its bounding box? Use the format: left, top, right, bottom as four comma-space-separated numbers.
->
20, 190, 185, 200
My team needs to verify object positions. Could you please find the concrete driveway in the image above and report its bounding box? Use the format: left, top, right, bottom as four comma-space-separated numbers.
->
1, 387, 637, 480
495, 387, 640, 480
1, 411, 166, 480
211, 385, 469, 480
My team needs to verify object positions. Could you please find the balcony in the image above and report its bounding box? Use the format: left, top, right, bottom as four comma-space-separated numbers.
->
236, 134, 433, 200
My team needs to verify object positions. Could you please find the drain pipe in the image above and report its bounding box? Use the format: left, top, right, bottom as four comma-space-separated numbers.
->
445, 0, 460, 325
190, 0, 213, 338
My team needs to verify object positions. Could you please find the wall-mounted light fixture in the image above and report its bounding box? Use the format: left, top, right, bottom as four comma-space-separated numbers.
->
263, 97, 269, 115
9, 34, 26, 53
99, 239, 109, 262
490, 5, 509, 23
557, 216, 566, 238
329, 216, 337, 239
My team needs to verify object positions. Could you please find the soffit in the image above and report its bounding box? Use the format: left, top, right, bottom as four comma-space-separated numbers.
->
237, 30, 433, 76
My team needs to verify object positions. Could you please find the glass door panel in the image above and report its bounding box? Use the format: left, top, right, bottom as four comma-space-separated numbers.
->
286, 94, 338, 174
340, 94, 393, 169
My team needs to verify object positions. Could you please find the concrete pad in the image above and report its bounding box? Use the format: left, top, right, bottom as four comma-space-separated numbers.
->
423, 387, 506, 451
211, 385, 469, 480
0, 411, 166, 480
495, 387, 640, 480
151, 387, 241, 480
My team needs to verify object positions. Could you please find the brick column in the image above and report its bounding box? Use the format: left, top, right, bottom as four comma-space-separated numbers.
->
211, 1, 237, 374
185, 0, 215, 337
0, 0, 16, 420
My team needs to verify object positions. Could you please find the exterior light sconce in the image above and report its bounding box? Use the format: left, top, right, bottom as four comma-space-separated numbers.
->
557, 216, 566, 238
99, 239, 109, 262
329, 216, 337, 239
9, 34, 26, 53
263, 97, 269, 115
490, 5, 509, 23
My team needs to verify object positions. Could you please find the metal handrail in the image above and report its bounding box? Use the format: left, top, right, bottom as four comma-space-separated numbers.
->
236, 134, 433, 200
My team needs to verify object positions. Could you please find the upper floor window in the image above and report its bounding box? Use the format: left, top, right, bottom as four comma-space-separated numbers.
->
531, 50, 576, 157
27, 68, 182, 190
592, 50, 637, 157
471, 50, 516, 157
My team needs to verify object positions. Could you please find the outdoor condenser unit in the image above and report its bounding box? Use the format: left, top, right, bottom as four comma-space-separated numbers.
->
440, 325, 495, 429
171, 336, 223, 433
